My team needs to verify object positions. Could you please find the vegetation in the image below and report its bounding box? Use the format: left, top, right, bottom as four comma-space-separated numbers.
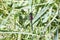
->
0, 0, 60, 40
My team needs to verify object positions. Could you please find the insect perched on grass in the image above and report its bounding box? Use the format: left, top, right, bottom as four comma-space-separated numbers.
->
30, 12, 33, 21
29, 12, 33, 31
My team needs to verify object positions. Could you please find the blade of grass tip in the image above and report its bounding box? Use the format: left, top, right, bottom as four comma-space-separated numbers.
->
32, 5, 50, 24
51, 27, 57, 33
18, 33, 21, 40
24, 20, 30, 27
54, 28, 58, 40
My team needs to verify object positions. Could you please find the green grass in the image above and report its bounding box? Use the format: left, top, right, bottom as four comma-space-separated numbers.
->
0, 0, 60, 40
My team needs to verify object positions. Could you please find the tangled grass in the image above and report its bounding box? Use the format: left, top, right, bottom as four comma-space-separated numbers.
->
0, 0, 60, 40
